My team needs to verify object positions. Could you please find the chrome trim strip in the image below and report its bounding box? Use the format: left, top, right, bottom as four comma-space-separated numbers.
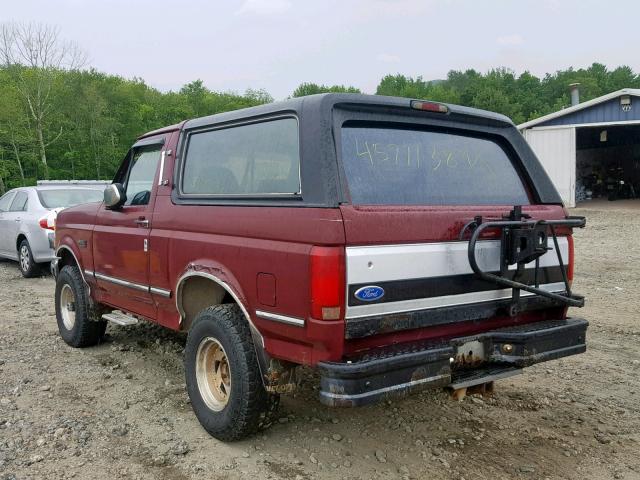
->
345, 282, 567, 319
346, 238, 568, 285
255, 310, 305, 327
85, 270, 170, 297
94, 272, 149, 292
157, 150, 166, 186
320, 373, 450, 402
345, 239, 568, 318
150, 286, 171, 298
178, 192, 301, 198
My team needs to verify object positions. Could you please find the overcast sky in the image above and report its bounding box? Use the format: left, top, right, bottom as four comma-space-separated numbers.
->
4, 0, 639, 99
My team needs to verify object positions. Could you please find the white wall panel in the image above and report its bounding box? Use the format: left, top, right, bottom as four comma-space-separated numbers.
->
523, 127, 576, 207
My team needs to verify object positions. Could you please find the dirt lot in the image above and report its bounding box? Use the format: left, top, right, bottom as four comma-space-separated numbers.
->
1, 204, 639, 480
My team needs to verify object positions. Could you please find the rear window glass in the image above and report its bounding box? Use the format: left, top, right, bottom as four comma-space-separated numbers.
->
9, 191, 28, 211
341, 126, 530, 205
38, 189, 103, 209
182, 118, 300, 196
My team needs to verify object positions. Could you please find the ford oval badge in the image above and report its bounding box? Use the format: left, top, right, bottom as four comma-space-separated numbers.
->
354, 285, 385, 302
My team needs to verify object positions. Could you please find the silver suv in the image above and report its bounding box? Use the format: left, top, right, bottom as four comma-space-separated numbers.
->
0, 184, 104, 277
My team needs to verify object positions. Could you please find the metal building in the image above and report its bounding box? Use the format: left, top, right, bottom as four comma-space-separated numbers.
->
519, 88, 640, 207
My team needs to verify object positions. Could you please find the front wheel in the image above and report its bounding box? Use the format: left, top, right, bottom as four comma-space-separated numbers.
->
55, 265, 107, 347
185, 304, 279, 441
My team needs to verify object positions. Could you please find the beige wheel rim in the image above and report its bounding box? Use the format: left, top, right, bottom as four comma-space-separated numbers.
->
59, 284, 76, 330
196, 337, 231, 411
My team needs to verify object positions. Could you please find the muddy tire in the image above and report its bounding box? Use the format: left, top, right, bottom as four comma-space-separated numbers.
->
185, 304, 279, 441
18, 239, 40, 278
55, 265, 107, 347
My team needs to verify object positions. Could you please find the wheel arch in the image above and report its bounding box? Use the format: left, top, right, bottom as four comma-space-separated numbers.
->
55, 244, 89, 286
16, 233, 28, 252
175, 270, 297, 393
175, 271, 258, 340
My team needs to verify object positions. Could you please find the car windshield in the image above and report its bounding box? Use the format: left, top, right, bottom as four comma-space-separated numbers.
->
37, 188, 104, 209
340, 125, 531, 206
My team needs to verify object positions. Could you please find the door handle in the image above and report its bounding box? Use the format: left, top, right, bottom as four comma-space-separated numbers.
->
14, 218, 21, 222
134, 217, 150, 228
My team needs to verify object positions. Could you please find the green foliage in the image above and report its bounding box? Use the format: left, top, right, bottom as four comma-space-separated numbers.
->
2, 60, 640, 192
376, 64, 640, 125
0, 67, 273, 190
376, 74, 460, 104
291, 82, 361, 97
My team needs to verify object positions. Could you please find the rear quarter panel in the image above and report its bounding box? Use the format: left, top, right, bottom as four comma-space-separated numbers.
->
22, 216, 54, 262
151, 196, 345, 364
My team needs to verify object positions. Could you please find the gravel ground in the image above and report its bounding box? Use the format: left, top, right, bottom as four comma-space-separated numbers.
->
1, 204, 639, 480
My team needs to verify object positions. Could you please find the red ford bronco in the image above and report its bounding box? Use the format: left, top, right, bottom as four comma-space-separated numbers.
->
53, 94, 587, 441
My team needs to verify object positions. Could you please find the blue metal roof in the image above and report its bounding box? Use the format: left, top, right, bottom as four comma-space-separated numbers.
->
519, 89, 640, 129
540, 97, 640, 126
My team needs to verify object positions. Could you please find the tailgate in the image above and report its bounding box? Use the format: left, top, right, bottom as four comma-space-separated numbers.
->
336, 115, 575, 341
340, 204, 570, 338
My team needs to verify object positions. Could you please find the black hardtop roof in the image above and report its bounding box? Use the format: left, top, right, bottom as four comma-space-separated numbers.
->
163, 93, 560, 207
181, 93, 514, 131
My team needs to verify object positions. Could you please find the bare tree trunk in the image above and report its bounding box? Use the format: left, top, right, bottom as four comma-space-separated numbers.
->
0, 22, 87, 182
0, 150, 6, 194
89, 117, 101, 180
67, 140, 75, 179
10, 133, 26, 185
35, 120, 49, 179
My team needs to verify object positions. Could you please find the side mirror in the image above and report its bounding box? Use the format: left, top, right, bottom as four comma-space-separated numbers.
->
104, 183, 126, 209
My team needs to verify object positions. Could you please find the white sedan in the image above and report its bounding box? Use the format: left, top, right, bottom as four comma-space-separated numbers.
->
0, 186, 104, 277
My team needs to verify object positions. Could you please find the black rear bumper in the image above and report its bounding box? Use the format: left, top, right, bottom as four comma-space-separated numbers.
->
317, 318, 588, 407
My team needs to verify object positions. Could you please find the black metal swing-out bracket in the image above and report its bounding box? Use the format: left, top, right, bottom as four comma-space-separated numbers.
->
463, 206, 586, 313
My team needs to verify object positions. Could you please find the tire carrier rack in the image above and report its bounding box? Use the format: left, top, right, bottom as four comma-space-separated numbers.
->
465, 206, 586, 313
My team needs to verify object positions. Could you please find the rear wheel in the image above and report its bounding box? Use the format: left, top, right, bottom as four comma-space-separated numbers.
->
185, 304, 279, 441
55, 265, 107, 347
18, 239, 40, 278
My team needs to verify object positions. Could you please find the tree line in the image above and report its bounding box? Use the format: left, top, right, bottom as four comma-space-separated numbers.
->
2, 22, 640, 192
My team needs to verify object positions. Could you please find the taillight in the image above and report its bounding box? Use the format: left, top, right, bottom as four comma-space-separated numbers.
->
410, 100, 449, 113
567, 235, 574, 284
39, 215, 55, 230
309, 246, 345, 320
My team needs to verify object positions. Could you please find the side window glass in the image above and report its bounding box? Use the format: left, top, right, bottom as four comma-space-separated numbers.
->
182, 117, 300, 196
9, 192, 28, 212
0, 192, 15, 212
124, 147, 162, 206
